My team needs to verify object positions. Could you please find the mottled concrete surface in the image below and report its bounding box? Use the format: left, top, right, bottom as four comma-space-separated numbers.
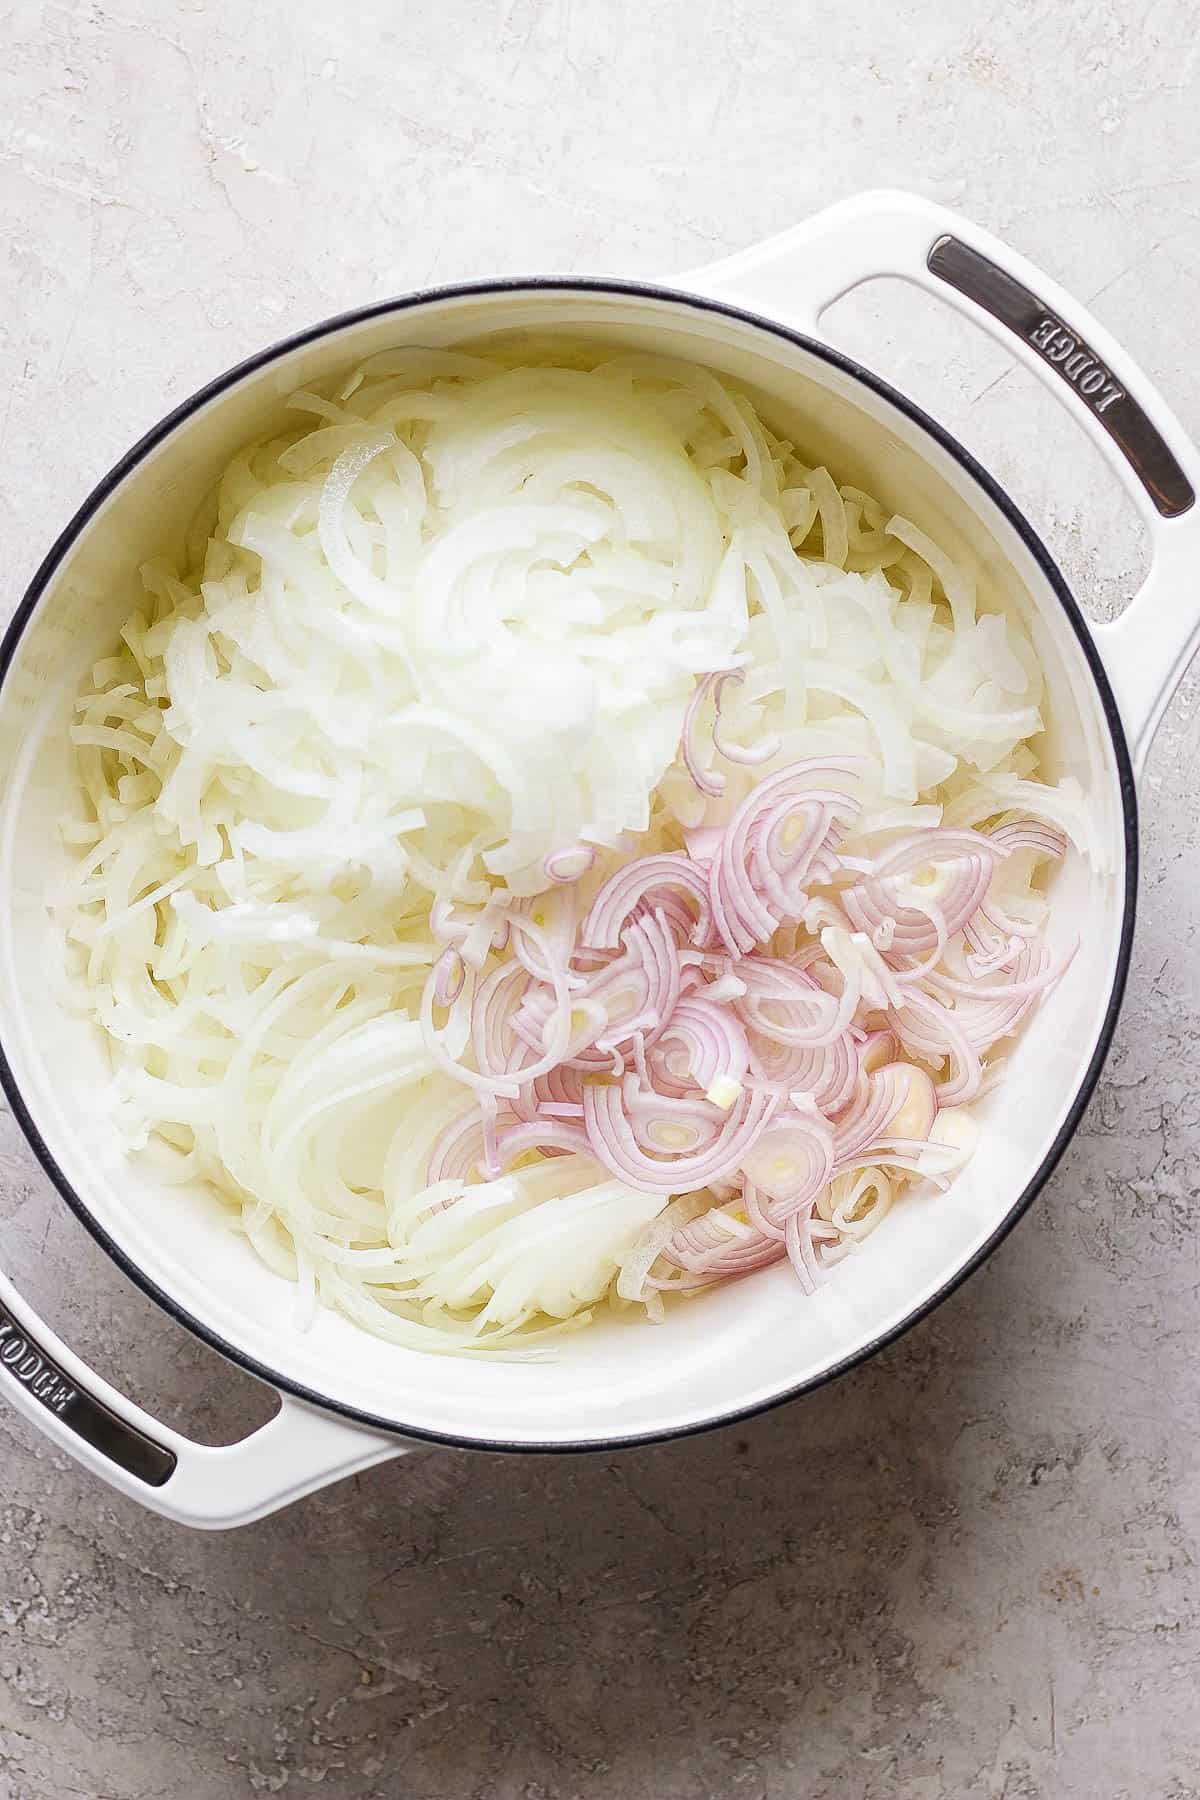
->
3, 2, 1200, 1795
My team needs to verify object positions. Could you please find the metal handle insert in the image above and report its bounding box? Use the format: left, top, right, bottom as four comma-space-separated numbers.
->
928, 234, 1195, 520
0, 1296, 176, 1487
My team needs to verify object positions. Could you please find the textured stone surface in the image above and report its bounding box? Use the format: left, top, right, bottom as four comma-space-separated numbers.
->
3, 2, 1200, 1795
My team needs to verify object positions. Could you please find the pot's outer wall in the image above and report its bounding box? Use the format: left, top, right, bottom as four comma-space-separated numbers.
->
0, 270, 1137, 1456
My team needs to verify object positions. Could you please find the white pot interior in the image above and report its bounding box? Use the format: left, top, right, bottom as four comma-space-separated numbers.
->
0, 287, 1128, 1446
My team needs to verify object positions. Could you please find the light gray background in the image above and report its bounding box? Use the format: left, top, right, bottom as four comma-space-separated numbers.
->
3, 3, 1200, 1796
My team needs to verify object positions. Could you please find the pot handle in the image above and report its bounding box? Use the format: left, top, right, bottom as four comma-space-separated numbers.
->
0, 1264, 405, 1528
686, 189, 1200, 769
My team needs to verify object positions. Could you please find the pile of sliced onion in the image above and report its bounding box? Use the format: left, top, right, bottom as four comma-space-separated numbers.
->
419, 759, 1075, 1310
58, 340, 1088, 1353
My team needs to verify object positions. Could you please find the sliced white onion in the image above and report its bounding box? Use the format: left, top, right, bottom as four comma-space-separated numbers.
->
59, 339, 1088, 1356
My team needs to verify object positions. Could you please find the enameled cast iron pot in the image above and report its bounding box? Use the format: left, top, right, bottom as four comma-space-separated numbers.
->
1, 191, 1198, 1528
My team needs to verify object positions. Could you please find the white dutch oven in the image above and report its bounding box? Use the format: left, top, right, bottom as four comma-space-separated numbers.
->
1, 191, 1197, 1529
